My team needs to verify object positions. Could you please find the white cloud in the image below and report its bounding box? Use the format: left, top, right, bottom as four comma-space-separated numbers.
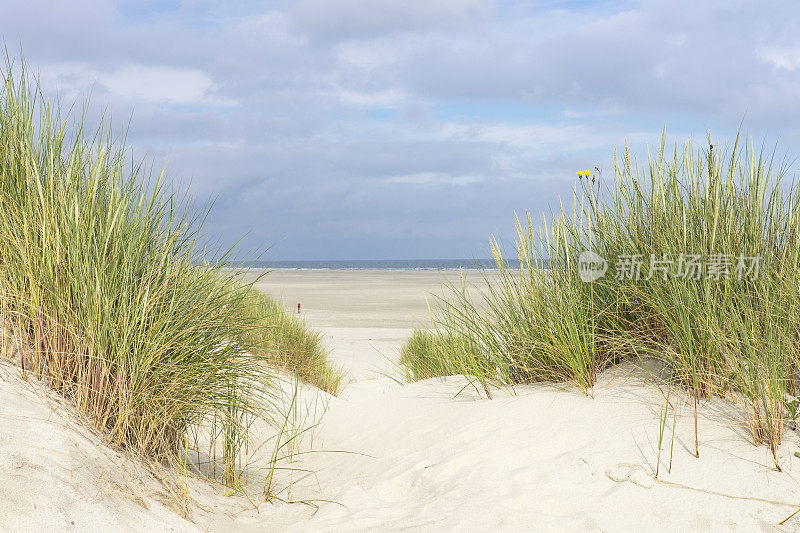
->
336, 88, 408, 107
290, 0, 495, 41
39, 62, 223, 105
336, 41, 402, 69
100, 65, 213, 103
233, 11, 307, 46
760, 47, 800, 71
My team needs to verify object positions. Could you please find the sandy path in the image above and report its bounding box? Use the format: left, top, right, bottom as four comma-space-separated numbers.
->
247, 269, 485, 399
245, 270, 800, 531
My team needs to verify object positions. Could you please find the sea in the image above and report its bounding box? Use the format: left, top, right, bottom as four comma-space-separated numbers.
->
237, 259, 522, 271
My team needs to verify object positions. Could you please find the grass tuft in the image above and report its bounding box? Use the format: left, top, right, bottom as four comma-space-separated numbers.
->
241, 287, 343, 395
0, 58, 291, 489
402, 131, 800, 465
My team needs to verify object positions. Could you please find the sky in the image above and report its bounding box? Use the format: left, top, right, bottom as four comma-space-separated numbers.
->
2, 0, 800, 260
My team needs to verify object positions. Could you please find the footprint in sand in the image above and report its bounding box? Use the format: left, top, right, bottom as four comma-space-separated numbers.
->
605, 463, 654, 489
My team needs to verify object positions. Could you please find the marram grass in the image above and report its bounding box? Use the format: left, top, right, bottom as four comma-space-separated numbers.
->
402, 132, 800, 467
241, 287, 343, 395
0, 61, 330, 490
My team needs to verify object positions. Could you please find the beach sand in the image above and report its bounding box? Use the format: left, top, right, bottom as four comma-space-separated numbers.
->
4, 270, 800, 531
236, 270, 800, 530
245, 269, 485, 398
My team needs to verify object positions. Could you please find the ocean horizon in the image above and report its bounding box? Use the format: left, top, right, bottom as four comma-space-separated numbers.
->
235, 258, 524, 271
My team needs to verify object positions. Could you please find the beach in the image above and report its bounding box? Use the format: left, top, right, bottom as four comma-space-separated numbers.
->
9, 3, 800, 531
234, 270, 800, 530
4, 269, 800, 531
244, 269, 485, 396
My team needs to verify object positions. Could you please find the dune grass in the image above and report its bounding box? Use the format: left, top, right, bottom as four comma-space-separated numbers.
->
401, 132, 800, 466
400, 329, 477, 382
241, 287, 343, 395
0, 60, 298, 489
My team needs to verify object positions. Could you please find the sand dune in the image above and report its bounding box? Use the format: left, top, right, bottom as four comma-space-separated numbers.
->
275, 368, 800, 531
3, 270, 800, 531
0, 362, 198, 532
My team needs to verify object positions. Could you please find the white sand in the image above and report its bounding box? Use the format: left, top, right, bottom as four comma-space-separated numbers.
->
3, 269, 800, 531
246, 269, 480, 397
0, 362, 199, 532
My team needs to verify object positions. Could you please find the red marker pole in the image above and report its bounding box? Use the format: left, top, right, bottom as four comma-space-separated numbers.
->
297, 303, 301, 314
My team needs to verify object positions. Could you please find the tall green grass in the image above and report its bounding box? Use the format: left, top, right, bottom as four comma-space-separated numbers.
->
402, 133, 800, 466
0, 61, 292, 488
241, 287, 343, 395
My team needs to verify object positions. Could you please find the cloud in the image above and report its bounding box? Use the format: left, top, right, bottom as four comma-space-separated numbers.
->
99, 65, 214, 104
39, 62, 222, 105
289, 0, 495, 41
2, 0, 800, 259
760, 47, 800, 71
335, 88, 408, 108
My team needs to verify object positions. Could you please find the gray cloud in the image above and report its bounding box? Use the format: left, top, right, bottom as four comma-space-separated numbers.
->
2, 0, 799, 259
289, 0, 494, 42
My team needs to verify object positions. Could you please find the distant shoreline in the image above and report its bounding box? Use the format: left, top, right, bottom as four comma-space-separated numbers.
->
218, 259, 529, 271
